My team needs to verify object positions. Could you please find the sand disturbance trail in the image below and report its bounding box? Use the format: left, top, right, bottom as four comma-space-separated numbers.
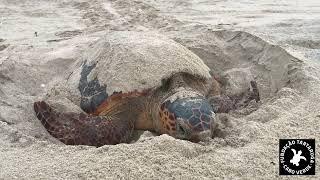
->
0, 0, 319, 179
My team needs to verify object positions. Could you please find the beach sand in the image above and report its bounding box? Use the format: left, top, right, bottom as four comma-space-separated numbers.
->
0, 0, 319, 179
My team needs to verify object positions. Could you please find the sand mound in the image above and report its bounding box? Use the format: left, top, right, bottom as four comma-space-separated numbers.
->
0, 0, 319, 179
172, 30, 303, 99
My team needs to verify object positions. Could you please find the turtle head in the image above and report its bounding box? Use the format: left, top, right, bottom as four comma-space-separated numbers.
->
158, 92, 214, 141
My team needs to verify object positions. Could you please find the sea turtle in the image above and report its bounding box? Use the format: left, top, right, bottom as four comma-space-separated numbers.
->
34, 31, 259, 146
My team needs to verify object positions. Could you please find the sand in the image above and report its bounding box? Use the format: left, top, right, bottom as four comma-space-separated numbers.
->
0, 0, 319, 179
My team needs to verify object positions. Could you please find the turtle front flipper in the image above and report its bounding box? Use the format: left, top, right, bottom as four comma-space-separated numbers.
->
34, 101, 134, 146
208, 77, 261, 113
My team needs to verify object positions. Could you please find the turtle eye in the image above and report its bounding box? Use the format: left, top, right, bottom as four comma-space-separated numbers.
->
177, 123, 185, 134
176, 119, 192, 139
177, 123, 187, 134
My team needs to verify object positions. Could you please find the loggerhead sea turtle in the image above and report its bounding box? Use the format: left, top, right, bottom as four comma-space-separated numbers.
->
34, 31, 259, 146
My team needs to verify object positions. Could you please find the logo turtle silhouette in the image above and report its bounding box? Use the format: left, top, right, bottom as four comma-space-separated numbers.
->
290, 149, 307, 166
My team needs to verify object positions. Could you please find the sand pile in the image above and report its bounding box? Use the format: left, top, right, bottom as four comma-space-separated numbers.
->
0, 0, 319, 179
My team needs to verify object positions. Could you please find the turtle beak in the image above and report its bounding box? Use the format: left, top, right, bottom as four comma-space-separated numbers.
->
175, 117, 212, 142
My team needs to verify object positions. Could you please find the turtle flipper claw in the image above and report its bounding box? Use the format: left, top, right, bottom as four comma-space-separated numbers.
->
33, 101, 134, 146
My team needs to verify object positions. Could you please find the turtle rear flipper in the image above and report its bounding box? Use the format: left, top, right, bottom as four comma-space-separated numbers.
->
34, 101, 134, 146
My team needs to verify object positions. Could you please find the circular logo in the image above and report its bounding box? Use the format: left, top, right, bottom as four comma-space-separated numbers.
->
279, 139, 315, 175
